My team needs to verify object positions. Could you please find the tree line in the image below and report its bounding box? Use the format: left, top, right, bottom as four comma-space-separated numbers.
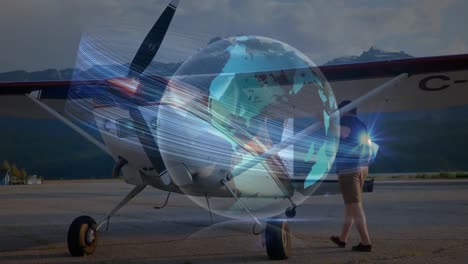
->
1, 160, 34, 184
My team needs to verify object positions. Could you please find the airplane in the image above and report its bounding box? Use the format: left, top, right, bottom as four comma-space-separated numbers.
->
1, 0, 468, 260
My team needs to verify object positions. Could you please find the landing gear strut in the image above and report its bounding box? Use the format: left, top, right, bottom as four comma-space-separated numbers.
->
265, 220, 291, 260
221, 178, 294, 259
67, 184, 147, 257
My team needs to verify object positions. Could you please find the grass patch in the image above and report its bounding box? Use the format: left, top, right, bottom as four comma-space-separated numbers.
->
456, 172, 468, 178
439, 172, 456, 178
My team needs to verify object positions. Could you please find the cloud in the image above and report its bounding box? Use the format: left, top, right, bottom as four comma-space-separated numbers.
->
167, 0, 458, 63
0, 0, 464, 72
440, 36, 468, 55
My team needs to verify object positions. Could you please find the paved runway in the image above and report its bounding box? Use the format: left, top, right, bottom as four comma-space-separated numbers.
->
1, 179, 467, 263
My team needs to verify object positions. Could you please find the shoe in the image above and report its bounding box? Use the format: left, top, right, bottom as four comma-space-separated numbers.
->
352, 243, 372, 252
330, 236, 346, 248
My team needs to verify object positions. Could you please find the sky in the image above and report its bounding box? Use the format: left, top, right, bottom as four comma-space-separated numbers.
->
1, 0, 467, 72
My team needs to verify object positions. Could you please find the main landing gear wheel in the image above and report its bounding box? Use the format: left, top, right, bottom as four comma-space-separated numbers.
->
265, 220, 291, 260
67, 215, 98, 256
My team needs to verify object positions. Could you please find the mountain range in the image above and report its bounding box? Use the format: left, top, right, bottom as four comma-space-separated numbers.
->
324, 46, 413, 65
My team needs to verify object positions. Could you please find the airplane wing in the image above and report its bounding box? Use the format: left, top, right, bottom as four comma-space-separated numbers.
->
0, 80, 103, 95
324, 53, 468, 113
2, 53, 466, 117
225, 53, 468, 119
0, 80, 104, 118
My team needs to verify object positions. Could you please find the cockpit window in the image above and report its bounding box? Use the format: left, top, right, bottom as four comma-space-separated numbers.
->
117, 119, 136, 138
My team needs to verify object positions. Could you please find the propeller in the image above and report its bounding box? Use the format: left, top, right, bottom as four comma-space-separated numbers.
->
128, 0, 180, 78
107, 0, 179, 97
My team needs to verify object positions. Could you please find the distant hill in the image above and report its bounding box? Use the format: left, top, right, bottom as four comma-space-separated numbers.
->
324, 46, 413, 65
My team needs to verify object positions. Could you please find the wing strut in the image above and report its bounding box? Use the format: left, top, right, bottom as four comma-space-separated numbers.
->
27, 94, 112, 156
231, 73, 409, 179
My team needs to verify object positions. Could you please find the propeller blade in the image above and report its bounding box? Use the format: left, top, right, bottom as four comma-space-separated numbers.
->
128, 0, 179, 77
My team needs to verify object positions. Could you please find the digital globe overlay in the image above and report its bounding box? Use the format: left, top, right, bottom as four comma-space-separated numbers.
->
157, 36, 339, 220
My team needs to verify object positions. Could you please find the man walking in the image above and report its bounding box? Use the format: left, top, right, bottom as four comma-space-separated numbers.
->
330, 100, 372, 252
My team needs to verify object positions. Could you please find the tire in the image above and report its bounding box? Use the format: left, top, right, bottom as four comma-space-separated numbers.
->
265, 220, 291, 260
67, 215, 98, 257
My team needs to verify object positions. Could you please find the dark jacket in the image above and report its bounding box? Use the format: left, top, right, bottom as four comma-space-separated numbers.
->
335, 115, 371, 171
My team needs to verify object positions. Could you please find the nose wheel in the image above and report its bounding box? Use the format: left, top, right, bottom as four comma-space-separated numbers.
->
67, 215, 98, 256
265, 220, 291, 260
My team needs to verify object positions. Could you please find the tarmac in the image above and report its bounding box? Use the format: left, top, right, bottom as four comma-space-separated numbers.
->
0, 179, 467, 264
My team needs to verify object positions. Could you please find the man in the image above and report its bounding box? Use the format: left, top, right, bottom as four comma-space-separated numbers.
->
330, 100, 372, 252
